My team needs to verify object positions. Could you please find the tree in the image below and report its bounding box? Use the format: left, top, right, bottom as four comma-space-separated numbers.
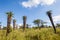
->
40, 20, 47, 28
33, 19, 40, 29
3, 26, 7, 30
23, 16, 27, 31
13, 19, 16, 30
26, 24, 30, 28
47, 10, 56, 33
26, 24, 29, 28
6, 11, 13, 36
56, 23, 60, 27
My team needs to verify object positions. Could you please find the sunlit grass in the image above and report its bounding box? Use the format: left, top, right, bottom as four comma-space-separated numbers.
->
0, 28, 60, 40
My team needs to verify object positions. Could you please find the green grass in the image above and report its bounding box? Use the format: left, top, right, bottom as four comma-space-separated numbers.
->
0, 28, 60, 40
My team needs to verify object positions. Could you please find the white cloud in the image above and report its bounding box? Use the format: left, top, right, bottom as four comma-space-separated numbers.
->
21, 0, 55, 8
47, 15, 60, 23
53, 15, 60, 22
19, 24, 23, 26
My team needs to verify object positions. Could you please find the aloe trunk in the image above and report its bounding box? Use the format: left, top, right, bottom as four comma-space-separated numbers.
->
13, 19, 16, 30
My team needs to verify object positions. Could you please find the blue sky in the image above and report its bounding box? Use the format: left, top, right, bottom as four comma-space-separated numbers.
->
0, 0, 60, 27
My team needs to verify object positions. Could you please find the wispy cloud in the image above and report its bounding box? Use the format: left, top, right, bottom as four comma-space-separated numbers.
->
21, 0, 56, 8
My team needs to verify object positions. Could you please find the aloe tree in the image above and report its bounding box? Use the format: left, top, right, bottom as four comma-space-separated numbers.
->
6, 12, 13, 36
23, 16, 27, 31
33, 19, 40, 29
47, 10, 56, 33
13, 19, 16, 30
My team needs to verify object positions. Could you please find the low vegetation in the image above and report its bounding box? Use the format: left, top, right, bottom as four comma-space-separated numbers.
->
0, 28, 60, 40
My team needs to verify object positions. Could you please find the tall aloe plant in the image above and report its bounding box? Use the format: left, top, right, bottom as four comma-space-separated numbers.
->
13, 19, 16, 30
23, 16, 27, 31
47, 10, 56, 33
6, 12, 13, 36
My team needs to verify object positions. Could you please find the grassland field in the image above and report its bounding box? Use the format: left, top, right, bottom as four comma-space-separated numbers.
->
0, 28, 60, 40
